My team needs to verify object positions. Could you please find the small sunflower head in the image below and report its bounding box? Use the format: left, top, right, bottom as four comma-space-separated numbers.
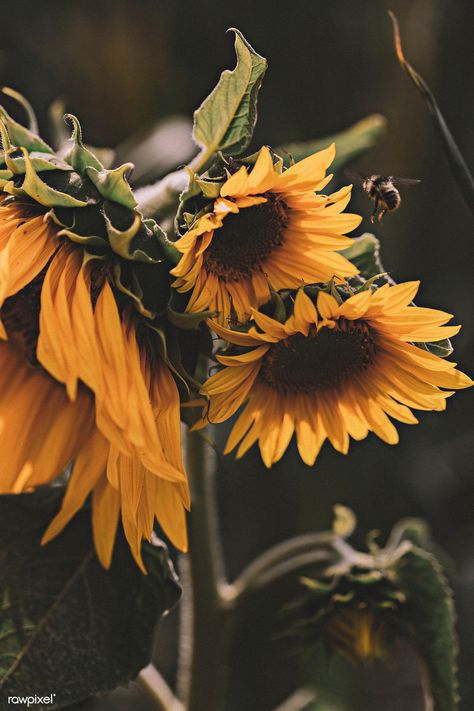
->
284, 507, 458, 702
171, 145, 361, 324
296, 569, 407, 664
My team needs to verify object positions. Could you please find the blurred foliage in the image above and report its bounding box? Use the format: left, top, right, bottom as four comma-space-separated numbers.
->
0, 489, 181, 709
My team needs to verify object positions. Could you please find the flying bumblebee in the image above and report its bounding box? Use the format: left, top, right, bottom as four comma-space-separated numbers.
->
346, 171, 421, 223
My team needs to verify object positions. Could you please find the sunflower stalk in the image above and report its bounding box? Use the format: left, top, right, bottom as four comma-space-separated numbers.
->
182, 430, 235, 711
135, 168, 190, 220
388, 11, 474, 218
180, 434, 339, 709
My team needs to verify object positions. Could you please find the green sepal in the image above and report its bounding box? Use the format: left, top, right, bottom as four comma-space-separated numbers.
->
58, 228, 108, 248
158, 232, 181, 265
332, 504, 357, 539
4, 151, 73, 175
113, 261, 156, 320
102, 202, 164, 263
147, 323, 193, 397
166, 308, 215, 331
0, 169, 12, 187
2, 87, 39, 134
87, 163, 137, 209
0, 105, 53, 154
268, 287, 287, 323
195, 176, 224, 198
8, 149, 90, 207
63, 114, 104, 175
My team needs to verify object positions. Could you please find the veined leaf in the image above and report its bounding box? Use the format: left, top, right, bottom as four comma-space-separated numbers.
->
192, 29, 267, 167
0, 489, 181, 709
341, 232, 385, 280
277, 114, 387, 172
397, 547, 459, 711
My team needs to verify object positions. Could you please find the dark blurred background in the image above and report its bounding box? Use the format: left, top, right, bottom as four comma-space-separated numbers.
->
3, 1, 473, 710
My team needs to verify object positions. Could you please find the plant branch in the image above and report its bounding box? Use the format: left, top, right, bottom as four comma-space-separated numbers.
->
230, 533, 335, 599
138, 665, 185, 711
389, 11, 474, 217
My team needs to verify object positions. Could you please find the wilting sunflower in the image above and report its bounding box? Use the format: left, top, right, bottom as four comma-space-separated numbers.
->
200, 284, 472, 467
171, 144, 361, 324
0, 109, 189, 571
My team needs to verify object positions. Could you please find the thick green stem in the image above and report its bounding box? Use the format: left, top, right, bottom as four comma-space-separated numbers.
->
183, 430, 236, 711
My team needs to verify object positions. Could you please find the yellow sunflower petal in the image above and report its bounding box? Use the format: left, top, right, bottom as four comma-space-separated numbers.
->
246, 146, 278, 194
220, 165, 249, 197
92, 475, 121, 569
273, 143, 336, 192
41, 427, 109, 544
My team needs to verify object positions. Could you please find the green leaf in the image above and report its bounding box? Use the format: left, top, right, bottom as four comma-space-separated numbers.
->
192, 29, 267, 166
397, 547, 459, 711
0, 489, 181, 709
276, 114, 387, 172
341, 233, 385, 280
8, 150, 90, 208
417, 339, 453, 359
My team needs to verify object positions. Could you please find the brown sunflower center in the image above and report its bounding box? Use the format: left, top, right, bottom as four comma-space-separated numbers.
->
0, 268, 46, 364
0, 250, 108, 366
258, 319, 376, 393
202, 195, 288, 282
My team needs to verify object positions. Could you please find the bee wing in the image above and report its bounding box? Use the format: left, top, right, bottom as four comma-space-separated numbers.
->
343, 169, 366, 187
391, 177, 421, 186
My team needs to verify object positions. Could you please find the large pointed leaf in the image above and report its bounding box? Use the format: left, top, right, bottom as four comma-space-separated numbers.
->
192, 29, 267, 165
0, 489, 181, 709
277, 114, 387, 172
397, 547, 459, 711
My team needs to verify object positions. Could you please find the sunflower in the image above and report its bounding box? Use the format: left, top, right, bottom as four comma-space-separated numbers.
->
0, 109, 189, 571
171, 145, 361, 324
200, 284, 472, 467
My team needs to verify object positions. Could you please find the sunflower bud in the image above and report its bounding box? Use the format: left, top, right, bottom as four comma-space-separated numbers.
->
284, 509, 459, 708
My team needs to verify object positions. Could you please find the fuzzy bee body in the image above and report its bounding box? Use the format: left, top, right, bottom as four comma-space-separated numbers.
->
363, 175, 403, 223
346, 171, 420, 223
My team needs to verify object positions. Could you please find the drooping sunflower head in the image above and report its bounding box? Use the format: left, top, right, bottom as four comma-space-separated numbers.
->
285, 509, 455, 673
171, 144, 362, 324
199, 280, 472, 467
296, 572, 406, 664
0, 94, 190, 570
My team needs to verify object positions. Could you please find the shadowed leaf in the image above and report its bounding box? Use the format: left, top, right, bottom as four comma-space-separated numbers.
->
277, 114, 387, 172
0, 489, 181, 709
192, 29, 267, 167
